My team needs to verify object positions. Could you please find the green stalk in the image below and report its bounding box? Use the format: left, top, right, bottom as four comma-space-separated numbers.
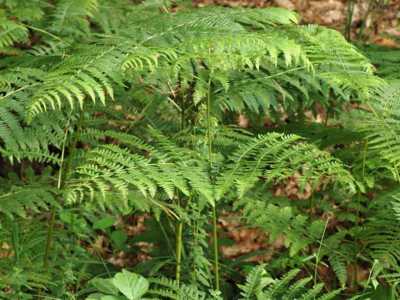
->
314, 217, 329, 286
43, 123, 69, 269
159, 218, 174, 256
175, 221, 183, 285
211, 205, 220, 289
175, 92, 185, 285
207, 75, 220, 290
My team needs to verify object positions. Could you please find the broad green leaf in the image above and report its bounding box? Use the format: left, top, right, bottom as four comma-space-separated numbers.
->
112, 270, 149, 300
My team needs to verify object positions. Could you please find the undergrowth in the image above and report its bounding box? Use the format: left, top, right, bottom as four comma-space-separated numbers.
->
0, 0, 399, 299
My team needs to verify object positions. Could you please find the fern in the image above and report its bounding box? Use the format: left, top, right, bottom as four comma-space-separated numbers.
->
236, 195, 326, 256
238, 265, 270, 299
0, 167, 58, 217
0, 1, 393, 298
0, 17, 28, 49
65, 135, 213, 205
362, 45, 400, 80
49, 0, 100, 38
27, 46, 120, 118
328, 252, 348, 288
0, 1, 381, 121
87, 268, 337, 300
361, 187, 400, 269
217, 132, 355, 199
350, 82, 400, 181
238, 266, 341, 300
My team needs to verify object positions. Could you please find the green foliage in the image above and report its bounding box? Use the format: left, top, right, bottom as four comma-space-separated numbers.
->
87, 269, 149, 300
238, 266, 341, 300
0, 0, 399, 299
86, 269, 220, 300
361, 45, 400, 80
86, 268, 338, 300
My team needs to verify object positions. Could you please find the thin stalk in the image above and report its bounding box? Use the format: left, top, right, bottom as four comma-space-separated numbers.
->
175, 221, 183, 285
25, 24, 66, 44
206, 75, 220, 290
211, 205, 219, 289
357, 1, 373, 41
175, 91, 185, 285
345, 0, 355, 41
159, 219, 174, 256
43, 121, 69, 269
314, 217, 329, 286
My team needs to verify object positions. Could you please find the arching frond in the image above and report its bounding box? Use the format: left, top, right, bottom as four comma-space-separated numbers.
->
65, 138, 213, 205
51, 0, 99, 36
217, 132, 355, 199
27, 46, 121, 118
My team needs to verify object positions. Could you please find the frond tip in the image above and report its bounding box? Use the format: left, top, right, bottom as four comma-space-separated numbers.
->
0, 18, 28, 49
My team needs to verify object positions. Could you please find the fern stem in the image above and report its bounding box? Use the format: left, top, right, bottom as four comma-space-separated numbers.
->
175, 90, 186, 286
211, 205, 220, 289
206, 74, 220, 290
0, 83, 39, 101
314, 217, 329, 286
25, 24, 66, 43
159, 219, 174, 256
175, 221, 183, 285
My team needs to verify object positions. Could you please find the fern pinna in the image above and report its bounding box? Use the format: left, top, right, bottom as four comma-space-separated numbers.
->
0, 0, 398, 299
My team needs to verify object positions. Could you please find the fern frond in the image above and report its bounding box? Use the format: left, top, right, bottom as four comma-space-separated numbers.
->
0, 186, 57, 218
239, 266, 339, 299
65, 140, 212, 205
51, 0, 99, 36
296, 25, 373, 72
351, 82, 400, 181
124, 275, 210, 300
238, 265, 270, 299
0, 17, 28, 49
328, 253, 348, 288
217, 132, 355, 199
27, 46, 121, 119
235, 190, 326, 256
0, 80, 65, 162
362, 188, 400, 268
122, 46, 178, 72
